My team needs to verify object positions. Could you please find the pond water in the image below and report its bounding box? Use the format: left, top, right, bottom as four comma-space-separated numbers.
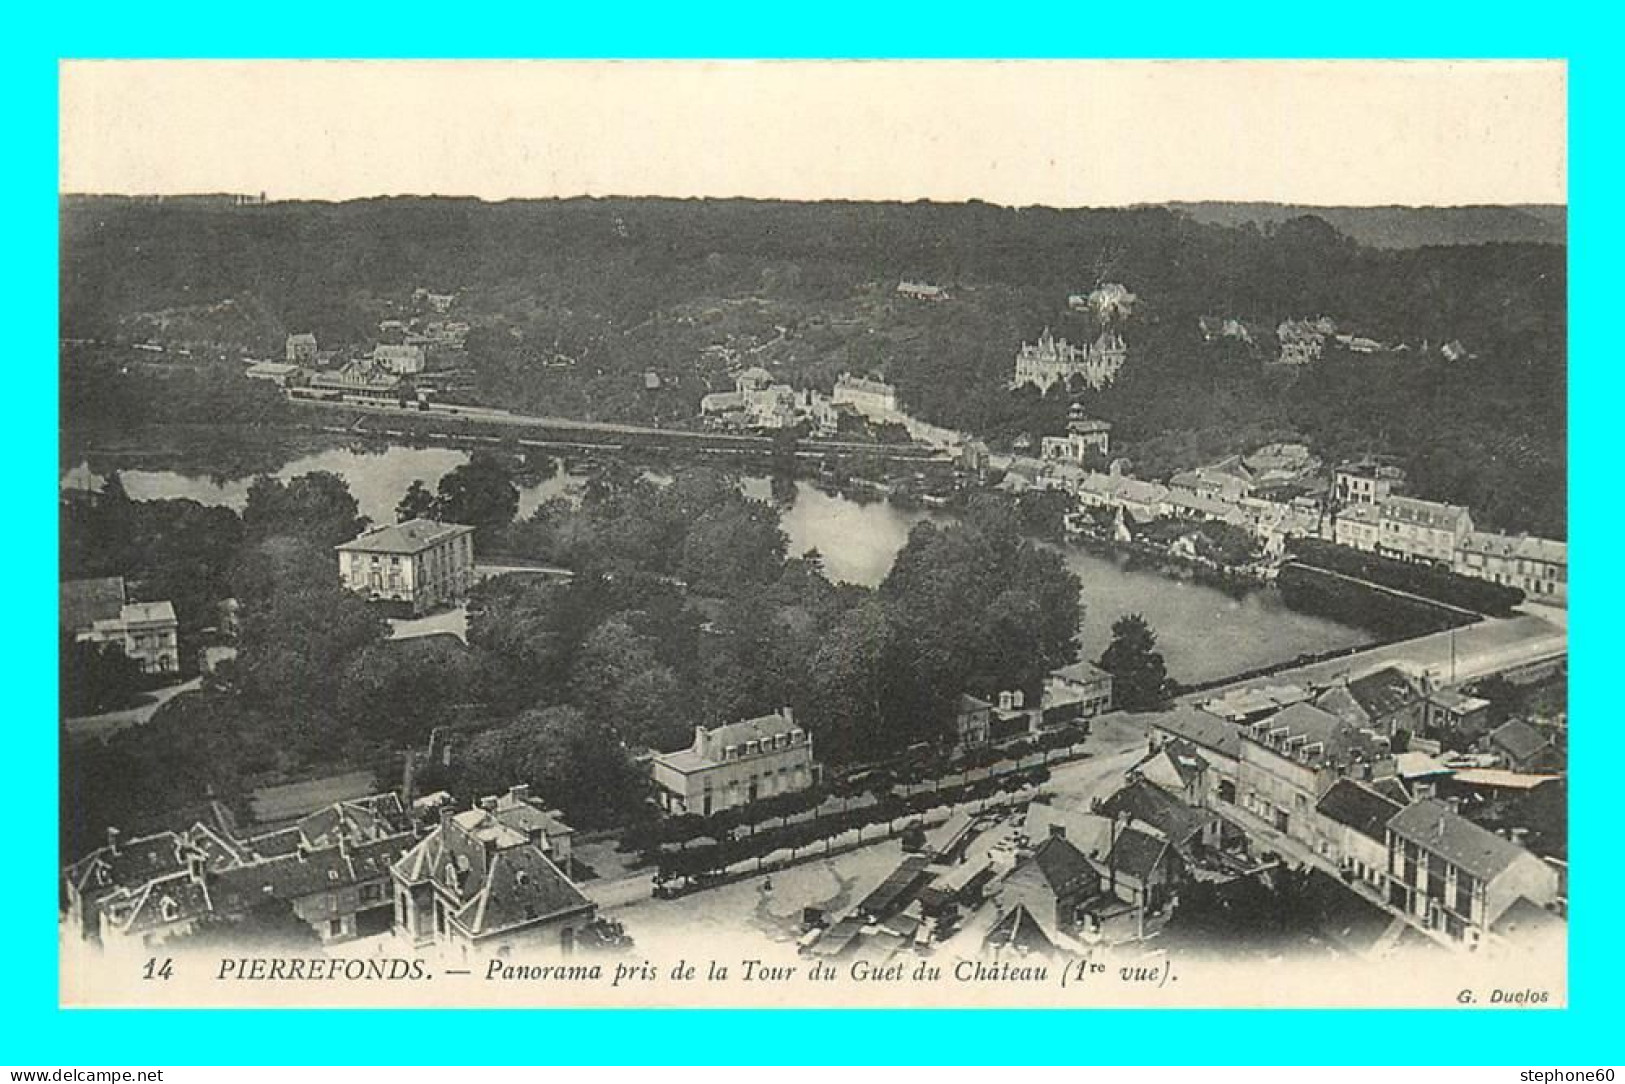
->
64, 432, 1373, 686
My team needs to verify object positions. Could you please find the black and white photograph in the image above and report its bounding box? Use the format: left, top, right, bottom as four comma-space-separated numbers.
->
57, 59, 1568, 1008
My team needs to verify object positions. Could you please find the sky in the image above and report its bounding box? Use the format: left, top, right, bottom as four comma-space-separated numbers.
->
59, 60, 1567, 207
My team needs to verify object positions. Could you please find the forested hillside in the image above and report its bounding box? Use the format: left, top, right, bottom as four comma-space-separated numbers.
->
61, 196, 1567, 535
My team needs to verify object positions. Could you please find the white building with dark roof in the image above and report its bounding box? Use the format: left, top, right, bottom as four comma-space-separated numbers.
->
1454, 531, 1567, 605
390, 795, 594, 954
62, 576, 180, 674
1385, 798, 1561, 948
649, 709, 817, 816
1378, 496, 1474, 566
335, 519, 475, 616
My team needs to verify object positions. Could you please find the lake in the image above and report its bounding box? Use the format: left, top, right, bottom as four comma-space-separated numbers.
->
63, 433, 1373, 686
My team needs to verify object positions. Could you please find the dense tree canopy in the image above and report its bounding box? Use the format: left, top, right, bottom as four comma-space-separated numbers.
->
64, 197, 1566, 536
1097, 613, 1170, 710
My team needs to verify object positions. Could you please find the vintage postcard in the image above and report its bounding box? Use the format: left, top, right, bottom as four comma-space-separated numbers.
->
58, 59, 1568, 1008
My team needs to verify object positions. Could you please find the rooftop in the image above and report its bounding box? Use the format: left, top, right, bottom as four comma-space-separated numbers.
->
1316, 778, 1404, 843
120, 601, 177, 626
1460, 531, 1567, 566
335, 518, 475, 555
1050, 660, 1111, 686
1151, 705, 1242, 761
1381, 495, 1471, 531
1488, 719, 1557, 763
1388, 799, 1538, 881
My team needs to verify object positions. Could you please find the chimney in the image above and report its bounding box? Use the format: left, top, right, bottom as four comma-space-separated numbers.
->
438, 805, 454, 834
694, 725, 708, 756
296, 842, 310, 863
186, 849, 207, 885
338, 834, 351, 861
999, 691, 1014, 712
479, 795, 498, 813
781, 706, 794, 726
508, 783, 530, 804
1012, 690, 1025, 710
106, 826, 122, 856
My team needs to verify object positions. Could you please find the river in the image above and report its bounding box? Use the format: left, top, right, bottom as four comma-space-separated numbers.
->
62, 432, 1374, 686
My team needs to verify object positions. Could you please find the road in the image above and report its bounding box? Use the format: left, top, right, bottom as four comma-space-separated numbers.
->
62, 676, 201, 742
586, 709, 1157, 927
1184, 611, 1565, 705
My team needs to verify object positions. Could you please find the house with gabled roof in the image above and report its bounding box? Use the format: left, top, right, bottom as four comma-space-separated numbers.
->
1101, 773, 1223, 855
1314, 778, 1403, 889
995, 834, 1104, 944
1484, 719, 1564, 774
649, 708, 818, 816
391, 798, 595, 956
336, 518, 475, 617
1148, 705, 1243, 808
1237, 701, 1391, 848
65, 792, 418, 947
1385, 798, 1561, 948
1378, 496, 1474, 566
1316, 666, 1430, 739
213, 831, 414, 943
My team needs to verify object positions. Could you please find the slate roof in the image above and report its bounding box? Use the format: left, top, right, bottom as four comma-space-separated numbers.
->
1103, 826, 1171, 883
983, 903, 1059, 957
1346, 667, 1427, 721
99, 870, 214, 937
390, 807, 591, 940
293, 793, 409, 849
1388, 799, 1537, 881
60, 577, 127, 632
1251, 701, 1362, 763
67, 831, 186, 902
213, 833, 414, 907
1381, 496, 1471, 532
1316, 779, 1403, 843
1151, 706, 1241, 761
447, 844, 593, 938
1021, 804, 1114, 859
1051, 660, 1112, 685
335, 518, 474, 555
1459, 532, 1567, 567
1028, 835, 1102, 899
1099, 777, 1215, 848
1488, 720, 1556, 764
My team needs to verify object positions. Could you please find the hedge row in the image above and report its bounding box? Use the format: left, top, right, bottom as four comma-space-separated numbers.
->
1287, 538, 1523, 616
652, 766, 1052, 885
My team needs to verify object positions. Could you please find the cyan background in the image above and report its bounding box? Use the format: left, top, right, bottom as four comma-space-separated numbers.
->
11, 3, 1613, 1064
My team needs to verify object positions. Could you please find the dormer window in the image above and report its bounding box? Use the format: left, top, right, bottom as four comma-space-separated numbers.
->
160, 896, 179, 921
724, 745, 738, 760
746, 740, 760, 755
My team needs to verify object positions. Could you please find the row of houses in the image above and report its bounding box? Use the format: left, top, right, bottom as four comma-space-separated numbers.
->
1148, 675, 1565, 951
1001, 439, 1566, 603
647, 659, 1117, 820
1330, 490, 1567, 603
64, 786, 597, 958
